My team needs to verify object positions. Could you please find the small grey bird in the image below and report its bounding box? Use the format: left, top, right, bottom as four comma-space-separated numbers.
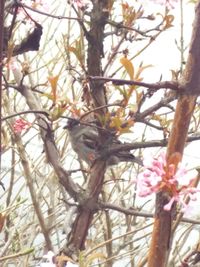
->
64, 119, 143, 167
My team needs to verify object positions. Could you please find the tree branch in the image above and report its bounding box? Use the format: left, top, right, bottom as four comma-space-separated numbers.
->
0, 248, 34, 262
103, 133, 200, 153
15, 0, 82, 21
1, 110, 50, 121
0, 0, 5, 169
14, 83, 81, 199
89, 76, 182, 92
4, 95, 53, 250
100, 202, 200, 225
148, 1, 200, 266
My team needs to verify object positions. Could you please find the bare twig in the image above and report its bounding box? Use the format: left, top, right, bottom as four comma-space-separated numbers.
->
15, 0, 83, 21
0, 248, 34, 262
0, 0, 5, 169
88, 76, 182, 91
100, 202, 200, 225
1, 110, 50, 121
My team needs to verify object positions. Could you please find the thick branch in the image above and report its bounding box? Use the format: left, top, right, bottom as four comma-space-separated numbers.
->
89, 76, 182, 91
148, 2, 200, 266
14, 85, 80, 199
104, 133, 200, 153
180, 1, 200, 94
63, 0, 111, 258
0, 0, 5, 167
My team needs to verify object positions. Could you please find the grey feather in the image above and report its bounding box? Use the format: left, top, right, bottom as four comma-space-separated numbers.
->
64, 119, 143, 167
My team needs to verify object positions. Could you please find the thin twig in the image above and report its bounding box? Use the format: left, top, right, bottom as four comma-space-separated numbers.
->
15, 0, 83, 21
100, 202, 200, 225
1, 110, 50, 121
0, 248, 34, 262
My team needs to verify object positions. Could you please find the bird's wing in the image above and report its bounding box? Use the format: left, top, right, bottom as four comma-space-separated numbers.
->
82, 129, 98, 149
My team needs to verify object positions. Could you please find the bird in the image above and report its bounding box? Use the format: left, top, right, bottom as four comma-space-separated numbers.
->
64, 118, 143, 167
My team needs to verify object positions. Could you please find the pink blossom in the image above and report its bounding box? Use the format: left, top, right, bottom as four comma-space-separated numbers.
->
137, 152, 200, 212
73, 0, 88, 8
137, 152, 166, 197
13, 118, 31, 133
163, 186, 199, 212
137, 170, 162, 197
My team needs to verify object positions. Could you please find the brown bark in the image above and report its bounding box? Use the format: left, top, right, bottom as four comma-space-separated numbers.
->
0, 0, 5, 167
18, 85, 80, 199
63, 0, 110, 258
147, 1, 200, 266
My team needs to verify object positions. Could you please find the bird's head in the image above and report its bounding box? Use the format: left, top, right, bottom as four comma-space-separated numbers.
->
63, 118, 80, 130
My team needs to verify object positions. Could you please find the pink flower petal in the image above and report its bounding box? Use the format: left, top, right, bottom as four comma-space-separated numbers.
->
13, 119, 31, 133
164, 197, 176, 211
137, 151, 199, 212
